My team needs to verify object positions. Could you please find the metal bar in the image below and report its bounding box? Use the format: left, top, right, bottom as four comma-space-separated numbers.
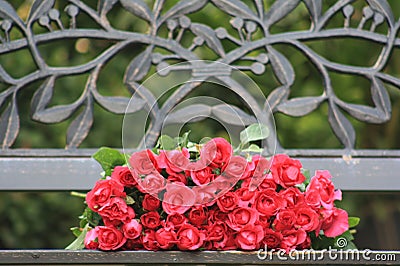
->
0, 250, 398, 265
0, 157, 399, 191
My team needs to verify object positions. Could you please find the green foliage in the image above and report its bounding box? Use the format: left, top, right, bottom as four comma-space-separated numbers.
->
92, 147, 126, 176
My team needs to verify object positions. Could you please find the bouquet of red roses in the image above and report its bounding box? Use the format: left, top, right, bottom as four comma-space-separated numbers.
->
67, 125, 359, 252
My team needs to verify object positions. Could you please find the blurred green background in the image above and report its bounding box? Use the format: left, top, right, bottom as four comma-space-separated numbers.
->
0, 0, 399, 249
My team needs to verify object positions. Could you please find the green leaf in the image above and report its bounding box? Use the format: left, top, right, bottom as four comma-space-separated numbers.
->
239, 123, 269, 146
158, 135, 176, 150
65, 223, 90, 250
92, 147, 125, 174
70, 227, 82, 238
242, 144, 263, 153
125, 195, 135, 205
348, 217, 360, 228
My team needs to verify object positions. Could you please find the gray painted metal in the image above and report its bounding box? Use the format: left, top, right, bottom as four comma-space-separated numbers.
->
0, 249, 399, 265
0, 0, 399, 151
1, 156, 399, 191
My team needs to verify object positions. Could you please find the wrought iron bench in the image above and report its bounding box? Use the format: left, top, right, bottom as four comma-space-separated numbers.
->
0, 0, 399, 264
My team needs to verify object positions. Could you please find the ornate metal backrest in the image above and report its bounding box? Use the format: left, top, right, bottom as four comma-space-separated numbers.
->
0, 0, 399, 190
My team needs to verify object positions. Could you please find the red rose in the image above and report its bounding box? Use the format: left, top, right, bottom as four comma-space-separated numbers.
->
216, 191, 239, 213
294, 206, 320, 232
86, 179, 125, 211
129, 149, 159, 175
235, 224, 264, 250
262, 228, 283, 249
142, 229, 159, 251
298, 235, 311, 250
235, 187, 256, 207
122, 219, 142, 239
137, 172, 166, 195
142, 194, 160, 211
223, 156, 253, 180
270, 154, 305, 188
176, 224, 206, 250
273, 209, 296, 231
254, 189, 284, 217
167, 171, 188, 185
84, 227, 99, 250
206, 222, 228, 247
200, 138, 232, 168
279, 187, 304, 207
320, 208, 349, 237
111, 166, 137, 188
158, 148, 190, 173
162, 183, 195, 214
141, 211, 161, 229
166, 213, 188, 229
155, 226, 177, 249
96, 226, 126, 251
227, 207, 259, 231
280, 229, 307, 252
98, 197, 135, 226
306, 170, 342, 209
188, 206, 207, 227
123, 238, 143, 250
189, 166, 216, 186
209, 209, 229, 223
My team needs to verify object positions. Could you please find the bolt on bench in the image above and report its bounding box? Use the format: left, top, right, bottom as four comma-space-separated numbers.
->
0, 0, 400, 264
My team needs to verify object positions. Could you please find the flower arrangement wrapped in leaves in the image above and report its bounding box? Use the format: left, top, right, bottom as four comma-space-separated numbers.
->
67, 124, 359, 252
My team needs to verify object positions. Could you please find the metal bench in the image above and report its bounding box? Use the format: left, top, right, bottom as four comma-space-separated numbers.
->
0, 0, 399, 264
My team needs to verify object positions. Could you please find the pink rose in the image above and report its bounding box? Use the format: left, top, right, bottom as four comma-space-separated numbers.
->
270, 154, 305, 188
235, 224, 264, 250
84, 227, 99, 250
200, 138, 232, 168
227, 207, 259, 231
111, 166, 137, 187
320, 208, 349, 237
155, 226, 177, 249
162, 183, 195, 214
137, 172, 166, 195
98, 197, 135, 226
306, 170, 342, 209
122, 219, 142, 239
129, 149, 159, 175
158, 148, 190, 173
223, 156, 253, 181
96, 226, 126, 251
192, 183, 219, 206
176, 224, 206, 250
86, 179, 125, 211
